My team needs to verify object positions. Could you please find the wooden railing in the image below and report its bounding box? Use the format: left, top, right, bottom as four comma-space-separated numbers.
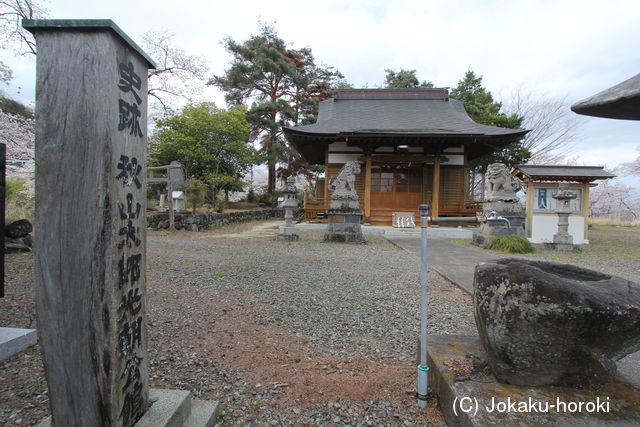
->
303, 191, 329, 222
303, 193, 483, 224
439, 201, 483, 217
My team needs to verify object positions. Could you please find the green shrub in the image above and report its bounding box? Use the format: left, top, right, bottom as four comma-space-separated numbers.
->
256, 192, 275, 205
246, 188, 256, 203
6, 177, 34, 220
215, 200, 228, 213
488, 235, 534, 254
185, 178, 207, 213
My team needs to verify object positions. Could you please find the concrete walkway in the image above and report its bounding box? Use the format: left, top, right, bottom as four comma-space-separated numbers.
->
385, 235, 506, 295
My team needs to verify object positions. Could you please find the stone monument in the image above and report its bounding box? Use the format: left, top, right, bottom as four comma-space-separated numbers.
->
323, 161, 365, 243
473, 163, 525, 247
168, 160, 185, 191
276, 176, 300, 241
550, 182, 578, 251
25, 19, 217, 426
474, 258, 640, 388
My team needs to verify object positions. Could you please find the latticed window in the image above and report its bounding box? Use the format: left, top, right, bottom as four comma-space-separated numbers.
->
371, 165, 422, 192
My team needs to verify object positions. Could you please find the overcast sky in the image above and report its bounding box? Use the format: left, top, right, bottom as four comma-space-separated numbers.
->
2, 0, 640, 171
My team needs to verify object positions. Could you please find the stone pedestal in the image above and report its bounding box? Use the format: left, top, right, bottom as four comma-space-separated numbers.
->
276, 203, 299, 240
323, 209, 365, 243
474, 201, 525, 247
550, 210, 575, 251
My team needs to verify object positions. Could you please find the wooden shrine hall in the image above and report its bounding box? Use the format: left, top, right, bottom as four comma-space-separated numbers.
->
284, 88, 528, 225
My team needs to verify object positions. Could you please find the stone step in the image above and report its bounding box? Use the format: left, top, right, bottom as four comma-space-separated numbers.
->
183, 399, 220, 427
135, 389, 191, 427
0, 327, 37, 361
38, 389, 219, 426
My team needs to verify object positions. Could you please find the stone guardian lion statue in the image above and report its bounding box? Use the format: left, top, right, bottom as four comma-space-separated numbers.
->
486, 163, 519, 202
328, 161, 361, 200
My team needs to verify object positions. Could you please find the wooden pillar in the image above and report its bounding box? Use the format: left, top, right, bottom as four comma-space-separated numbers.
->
583, 183, 591, 241
525, 180, 535, 238
364, 156, 372, 221
432, 156, 441, 218
26, 19, 156, 426
324, 151, 329, 210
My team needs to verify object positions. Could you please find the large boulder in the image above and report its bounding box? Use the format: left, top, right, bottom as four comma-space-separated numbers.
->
474, 258, 640, 388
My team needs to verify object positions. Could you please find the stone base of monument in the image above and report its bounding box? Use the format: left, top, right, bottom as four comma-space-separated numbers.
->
37, 388, 220, 427
545, 242, 580, 252
0, 327, 37, 361
473, 213, 526, 248
545, 232, 579, 251
426, 335, 640, 427
276, 225, 300, 241
323, 209, 365, 243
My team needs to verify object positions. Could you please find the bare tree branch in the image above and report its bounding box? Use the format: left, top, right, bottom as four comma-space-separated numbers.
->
0, 0, 47, 56
140, 30, 209, 113
502, 85, 583, 164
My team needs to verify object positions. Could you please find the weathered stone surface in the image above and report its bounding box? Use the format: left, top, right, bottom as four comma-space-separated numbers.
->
550, 182, 579, 251
5, 236, 33, 252
168, 161, 185, 191
328, 161, 361, 210
148, 209, 302, 231
5, 219, 33, 237
276, 177, 300, 241
485, 163, 519, 202
479, 164, 525, 240
474, 258, 640, 388
471, 234, 491, 249
427, 335, 640, 427
324, 162, 365, 243
323, 210, 365, 243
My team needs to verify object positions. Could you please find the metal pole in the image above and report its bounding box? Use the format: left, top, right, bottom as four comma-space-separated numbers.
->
417, 204, 430, 408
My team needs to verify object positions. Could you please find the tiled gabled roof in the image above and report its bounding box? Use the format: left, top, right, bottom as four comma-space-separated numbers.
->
284, 89, 527, 164
513, 165, 616, 182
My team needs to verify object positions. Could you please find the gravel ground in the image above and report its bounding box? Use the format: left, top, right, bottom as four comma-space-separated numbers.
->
2, 222, 475, 426
152, 228, 475, 360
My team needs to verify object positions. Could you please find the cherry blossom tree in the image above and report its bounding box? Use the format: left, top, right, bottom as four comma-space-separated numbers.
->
0, 108, 34, 192
590, 179, 639, 221
620, 146, 640, 177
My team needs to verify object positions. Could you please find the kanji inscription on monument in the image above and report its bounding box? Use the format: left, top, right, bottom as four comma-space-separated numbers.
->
24, 19, 155, 426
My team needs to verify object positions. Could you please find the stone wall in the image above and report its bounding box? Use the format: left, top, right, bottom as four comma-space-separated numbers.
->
147, 208, 302, 231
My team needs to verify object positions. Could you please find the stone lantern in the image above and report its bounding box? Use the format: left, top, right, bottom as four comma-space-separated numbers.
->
551, 182, 578, 251
276, 177, 300, 241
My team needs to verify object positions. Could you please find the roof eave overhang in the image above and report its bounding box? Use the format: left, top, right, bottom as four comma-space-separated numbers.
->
284, 127, 528, 164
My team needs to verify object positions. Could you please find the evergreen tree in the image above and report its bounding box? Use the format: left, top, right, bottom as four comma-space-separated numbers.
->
450, 70, 529, 173
212, 23, 344, 192
384, 69, 434, 89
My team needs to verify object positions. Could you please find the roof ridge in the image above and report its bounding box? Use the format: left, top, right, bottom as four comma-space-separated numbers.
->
334, 88, 449, 101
